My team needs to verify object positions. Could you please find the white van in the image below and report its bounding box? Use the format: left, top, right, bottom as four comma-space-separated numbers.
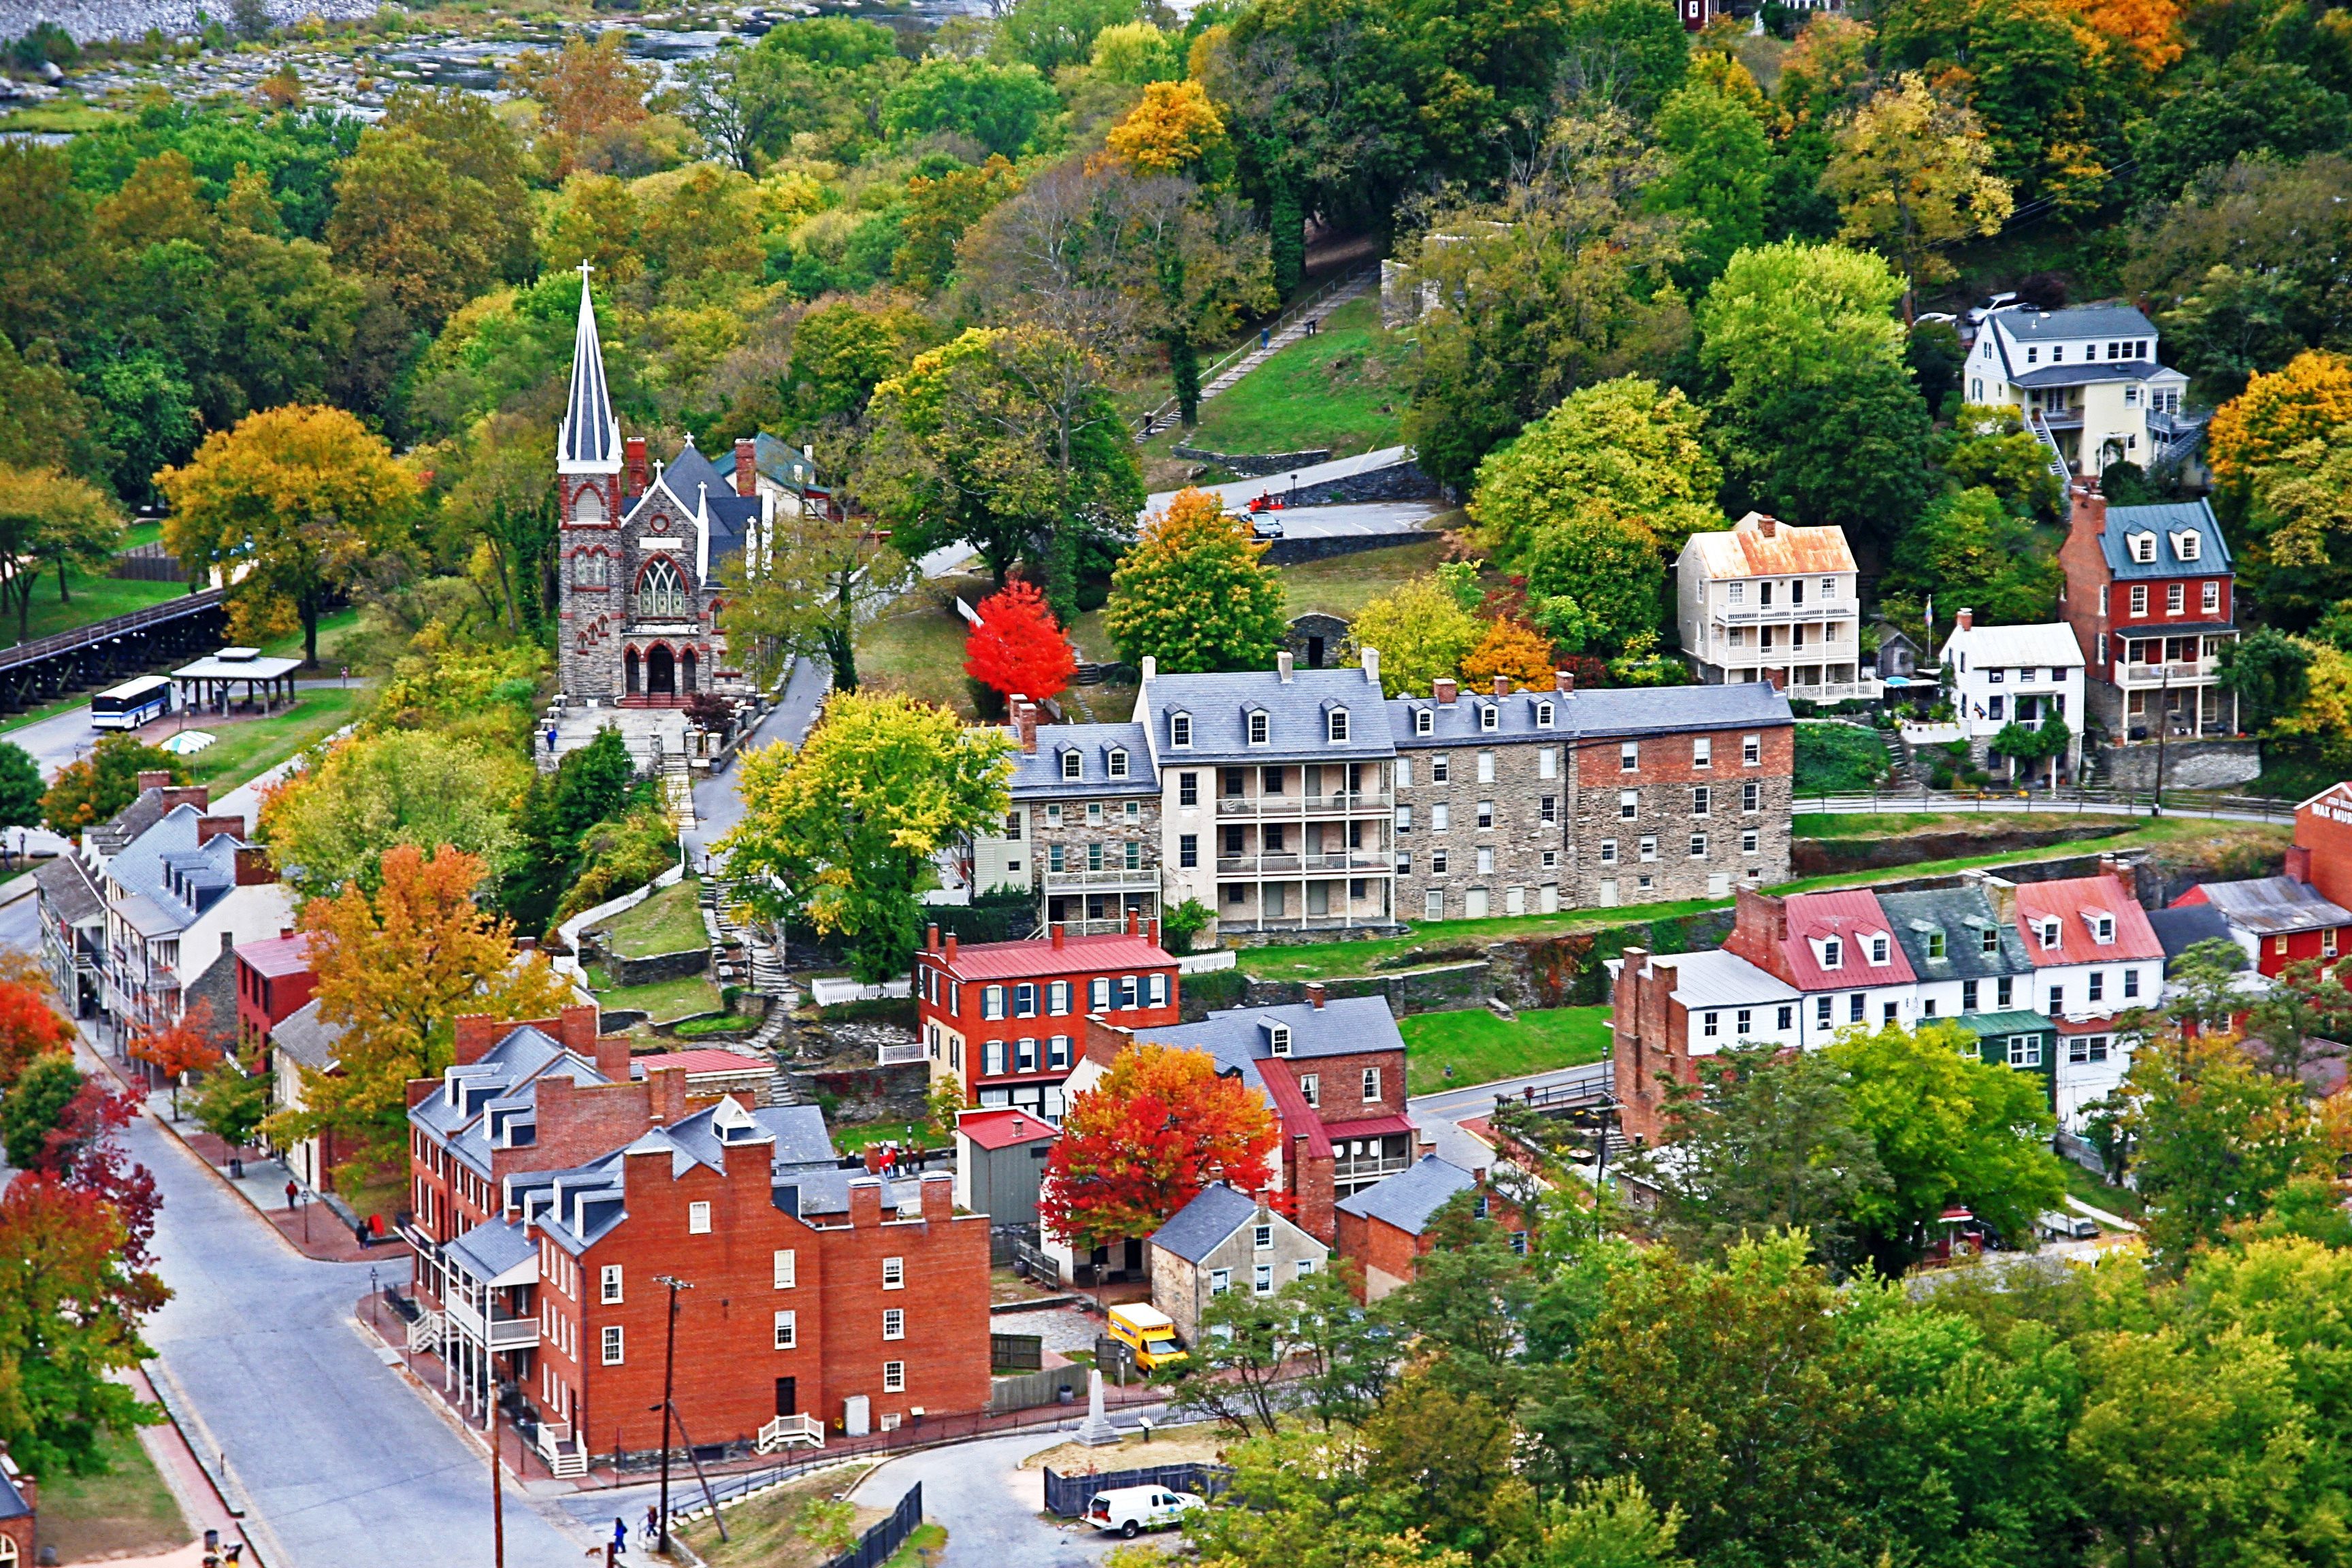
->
1085, 1484, 1206, 1538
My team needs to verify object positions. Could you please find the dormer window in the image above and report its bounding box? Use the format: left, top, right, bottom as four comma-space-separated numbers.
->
1267, 1023, 1292, 1056
2129, 532, 2156, 564
2087, 911, 2115, 943
1107, 748, 1129, 779
1535, 700, 1554, 727
1060, 750, 1081, 781
1413, 706, 1433, 736
1821, 937, 1843, 970
1327, 708, 1349, 742
2039, 918, 2062, 951
1869, 935, 1890, 965
2176, 531, 2201, 561
1479, 704, 1498, 732
1170, 713, 1192, 748
1247, 710, 1269, 746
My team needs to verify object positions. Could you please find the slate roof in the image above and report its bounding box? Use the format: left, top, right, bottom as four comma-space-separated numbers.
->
753, 432, 826, 497
1150, 1181, 1260, 1264
2011, 874, 2165, 967
271, 997, 346, 1071
35, 852, 104, 926
445, 1215, 537, 1284
558, 280, 620, 472
1876, 887, 2034, 983
2100, 500, 2231, 581
1132, 996, 1405, 1096
1386, 682, 1792, 748
1991, 303, 2159, 343
105, 804, 251, 936
1004, 722, 1158, 798
0, 1457, 30, 1521
2147, 903, 2238, 967
1140, 666, 1396, 764
88, 785, 176, 858
1334, 1154, 1475, 1235
628, 440, 762, 550
2008, 360, 2171, 389
2182, 876, 2352, 937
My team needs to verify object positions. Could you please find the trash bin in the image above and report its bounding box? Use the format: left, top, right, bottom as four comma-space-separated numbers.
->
228, 1158, 244, 1178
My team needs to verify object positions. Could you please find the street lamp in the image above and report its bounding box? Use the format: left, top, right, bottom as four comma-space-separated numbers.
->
651, 1275, 693, 1556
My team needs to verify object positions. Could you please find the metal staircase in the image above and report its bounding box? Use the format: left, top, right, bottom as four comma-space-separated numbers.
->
407, 1310, 442, 1356
2028, 413, 2071, 485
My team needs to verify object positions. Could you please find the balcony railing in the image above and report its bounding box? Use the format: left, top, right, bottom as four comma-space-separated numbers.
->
444, 1294, 541, 1350
1332, 1152, 1413, 1183
1215, 852, 1392, 877
1041, 866, 1158, 890
877, 1040, 926, 1067
2117, 661, 2218, 687
1215, 791, 1392, 817
1788, 679, 1884, 702
1716, 606, 1846, 625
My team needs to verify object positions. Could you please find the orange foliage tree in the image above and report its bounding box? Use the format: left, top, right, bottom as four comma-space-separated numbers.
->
1460, 619, 1561, 692
2208, 350, 2352, 496
274, 843, 574, 1172
1103, 80, 1232, 180
964, 579, 1078, 706
0, 977, 75, 1091
1039, 1043, 1277, 1255
128, 1003, 223, 1117
2070, 0, 2185, 71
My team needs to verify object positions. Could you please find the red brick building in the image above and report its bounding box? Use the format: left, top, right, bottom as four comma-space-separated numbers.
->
2291, 783, 2352, 913
0, 1448, 34, 1568
2170, 787, 2352, 979
915, 916, 1177, 1120
231, 930, 314, 1050
1076, 987, 1414, 1247
1333, 1155, 1522, 1301
406, 1007, 990, 1465
2057, 483, 2240, 740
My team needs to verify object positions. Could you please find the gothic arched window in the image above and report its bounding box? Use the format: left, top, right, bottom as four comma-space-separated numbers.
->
573, 551, 605, 588
639, 555, 691, 619
573, 486, 605, 525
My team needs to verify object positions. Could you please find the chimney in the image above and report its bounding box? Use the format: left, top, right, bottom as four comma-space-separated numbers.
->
1956, 607, 1975, 632
1492, 674, 1510, 698
1555, 669, 1575, 696
734, 437, 756, 498
2285, 843, 2313, 885
1277, 650, 1294, 683
160, 785, 210, 814
135, 770, 172, 792
233, 845, 273, 885
280, 926, 294, 939
624, 436, 649, 495
2098, 853, 2139, 903
1304, 981, 1326, 1010
595, 1034, 631, 1081
1434, 677, 1458, 706
1149, 917, 1162, 950
1014, 699, 1036, 754
1051, 921, 1064, 949
192, 813, 241, 847
1254, 1188, 1270, 1225
1758, 515, 1777, 538
848, 1176, 883, 1228
920, 1171, 952, 1222
1127, 907, 1141, 937
1361, 645, 1380, 687
649, 1063, 688, 1126
927, 924, 941, 954
452, 1014, 505, 1067
560, 1003, 600, 1055
945, 932, 958, 963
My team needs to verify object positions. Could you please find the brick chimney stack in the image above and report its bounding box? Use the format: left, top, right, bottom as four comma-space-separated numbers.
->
136, 770, 172, 792
193, 814, 243, 848
1758, 515, 1777, 538
1051, 922, 1064, 949
1434, 677, 1458, 706
927, 924, 941, 954
945, 932, 958, 963
1126, 907, 1141, 937
160, 785, 210, 814
1556, 670, 1575, 696
1957, 607, 1975, 631
624, 436, 649, 496
1491, 674, 1510, 698
1013, 698, 1036, 754
233, 845, 274, 885
1305, 981, 1326, 1010
2070, 479, 2108, 542
734, 438, 757, 498
1149, 917, 1161, 949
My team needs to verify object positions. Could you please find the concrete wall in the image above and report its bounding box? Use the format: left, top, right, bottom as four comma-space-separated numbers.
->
1172, 446, 1333, 476
1240, 960, 1490, 1015
2093, 738, 2261, 790
1264, 530, 1440, 566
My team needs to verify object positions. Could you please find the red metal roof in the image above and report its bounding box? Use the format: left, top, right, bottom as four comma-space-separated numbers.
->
958, 1109, 1059, 1150
1321, 1113, 1415, 1140
1777, 890, 1916, 991
2013, 875, 2163, 966
235, 932, 314, 979
1254, 1058, 1330, 1158
928, 932, 1176, 982
635, 1049, 768, 1077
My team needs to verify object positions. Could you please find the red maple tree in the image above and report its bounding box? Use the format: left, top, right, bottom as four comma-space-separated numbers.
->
0, 977, 75, 1090
34, 1077, 161, 1269
964, 580, 1078, 705
1039, 1043, 1277, 1253
129, 1003, 224, 1117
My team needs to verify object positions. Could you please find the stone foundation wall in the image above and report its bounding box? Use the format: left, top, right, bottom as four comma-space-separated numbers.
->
1172, 446, 1333, 476
2093, 738, 2261, 791
1790, 821, 2127, 876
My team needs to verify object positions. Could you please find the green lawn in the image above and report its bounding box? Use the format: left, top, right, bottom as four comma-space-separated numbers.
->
258, 605, 366, 670
862, 576, 985, 717
676, 1462, 878, 1568
1792, 811, 2117, 839
1402, 1005, 1613, 1094
599, 877, 707, 958
591, 969, 725, 1024
174, 685, 369, 791
1149, 295, 1416, 461
2060, 1156, 2144, 1221
6, 574, 186, 647
1281, 538, 1453, 621
32, 1422, 189, 1563
1244, 899, 1727, 981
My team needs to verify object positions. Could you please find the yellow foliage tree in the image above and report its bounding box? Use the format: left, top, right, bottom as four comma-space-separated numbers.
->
1460, 619, 1560, 693
1348, 576, 1482, 699
2266, 638, 2352, 772
2069, 0, 2185, 71
1820, 73, 2014, 311
2208, 350, 2352, 491
1103, 80, 1231, 179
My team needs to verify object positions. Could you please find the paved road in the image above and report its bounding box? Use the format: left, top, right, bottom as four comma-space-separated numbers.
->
1409, 1060, 1612, 1169
845, 1430, 1135, 1568
125, 1106, 589, 1568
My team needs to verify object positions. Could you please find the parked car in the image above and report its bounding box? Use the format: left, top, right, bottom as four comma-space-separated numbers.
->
1087, 1485, 1207, 1538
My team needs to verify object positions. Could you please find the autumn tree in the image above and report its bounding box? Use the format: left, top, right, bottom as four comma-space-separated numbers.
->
0, 1175, 169, 1474
0, 463, 122, 640
892, 157, 1022, 295
2119, 1030, 2328, 1269
506, 33, 657, 178
1102, 489, 1287, 674
39, 735, 187, 835
127, 1004, 223, 1118
1820, 73, 2014, 314
718, 691, 1013, 984
0, 742, 39, 865
2206, 349, 2352, 507
1104, 80, 1234, 182
1, 1053, 84, 1171
1470, 377, 1720, 569
1348, 575, 1483, 698
964, 579, 1078, 706
1039, 1043, 1277, 1254
276, 844, 574, 1173
1460, 621, 1559, 692
0, 981, 75, 1091
260, 729, 529, 897
160, 404, 419, 668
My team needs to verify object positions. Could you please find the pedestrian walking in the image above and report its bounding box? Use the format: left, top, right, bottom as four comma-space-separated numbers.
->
284, 1179, 297, 1212
646, 1504, 660, 1544
613, 1516, 628, 1554
1258, 327, 1270, 350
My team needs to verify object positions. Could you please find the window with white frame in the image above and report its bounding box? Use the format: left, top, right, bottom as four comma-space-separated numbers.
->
1433, 755, 1450, 784
1689, 833, 1708, 858
774, 1249, 796, 1289
2203, 581, 2221, 614
1692, 785, 1711, 817
2130, 585, 2149, 616
1536, 701, 1554, 728
1475, 751, 1495, 784
1060, 750, 1081, 781
1743, 734, 1761, 765
1298, 1073, 1318, 1106
1620, 741, 1639, 771
1254, 1263, 1274, 1295
1822, 937, 1844, 969
1693, 736, 1712, 767
689, 1202, 711, 1235
1480, 704, 1499, 731
2008, 1035, 2041, 1067
1414, 707, 1433, 735
983, 985, 1006, 1020
1107, 749, 1129, 778
1538, 747, 1557, 779
1210, 1268, 1231, 1294
602, 1326, 625, 1365
1248, 711, 1269, 745
774, 1309, 797, 1348
1254, 1224, 1273, 1250
883, 1361, 905, 1392
1171, 713, 1192, 747
1433, 802, 1450, 831
1599, 839, 1618, 864
1328, 708, 1350, 742
1048, 980, 1071, 1015
1870, 935, 1889, 964
2040, 919, 2062, 950
1639, 835, 1658, 861
1362, 1066, 1382, 1100
1477, 800, 1494, 829
1742, 828, 1759, 853
601, 1264, 623, 1304
882, 1256, 904, 1289
1297, 1258, 1318, 1279
1619, 790, 1639, 819
883, 1308, 904, 1340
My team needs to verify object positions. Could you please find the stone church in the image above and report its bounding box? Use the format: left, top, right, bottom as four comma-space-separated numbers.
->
555, 273, 766, 705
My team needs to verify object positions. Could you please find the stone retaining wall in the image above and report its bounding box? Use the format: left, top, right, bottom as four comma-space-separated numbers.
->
2093, 738, 2261, 790
1171, 446, 1333, 476
1264, 530, 1440, 565
1791, 821, 2127, 876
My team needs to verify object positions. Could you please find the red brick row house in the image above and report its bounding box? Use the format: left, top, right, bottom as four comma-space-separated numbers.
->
1334, 1155, 1524, 1302
2170, 782, 2352, 978
404, 1007, 988, 1468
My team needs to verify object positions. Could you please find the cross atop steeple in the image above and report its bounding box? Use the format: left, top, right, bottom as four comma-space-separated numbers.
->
557, 263, 620, 476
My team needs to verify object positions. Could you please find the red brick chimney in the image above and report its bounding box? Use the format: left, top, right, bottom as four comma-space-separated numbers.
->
135, 770, 173, 792
2286, 843, 2313, 885
594, 1034, 632, 1081
1305, 981, 1326, 1010
848, 1177, 883, 1228
1757, 515, 1777, 538
1956, 608, 1974, 631
734, 438, 757, 498
2098, 853, 2138, 903
1491, 674, 1509, 698
193, 813, 244, 847
559, 1004, 599, 1054
1555, 670, 1575, 696
1149, 917, 1161, 949
927, 924, 941, 954
944, 932, 958, 963
452, 1014, 507, 1067
649, 1063, 688, 1126
1434, 677, 1458, 706
1127, 908, 1141, 937
919, 1172, 951, 1222
624, 437, 649, 497
161, 785, 210, 814
1014, 698, 1036, 754
1050, 922, 1065, 949
233, 845, 274, 885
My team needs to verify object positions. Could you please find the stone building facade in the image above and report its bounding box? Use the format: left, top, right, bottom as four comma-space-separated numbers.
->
1567, 704, 1795, 907
555, 272, 762, 706
1392, 676, 1574, 922
970, 704, 1163, 934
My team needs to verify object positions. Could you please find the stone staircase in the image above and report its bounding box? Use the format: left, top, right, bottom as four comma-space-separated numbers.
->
659, 750, 697, 831
708, 875, 800, 1107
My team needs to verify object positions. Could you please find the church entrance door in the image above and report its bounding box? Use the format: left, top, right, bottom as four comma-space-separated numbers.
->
647, 645, 676, 698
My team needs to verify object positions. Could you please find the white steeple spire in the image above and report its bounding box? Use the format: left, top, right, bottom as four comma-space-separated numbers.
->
557, 261, 621, 476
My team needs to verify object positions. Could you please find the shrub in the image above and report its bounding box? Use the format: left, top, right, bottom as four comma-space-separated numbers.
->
1793, 723, 1889, 794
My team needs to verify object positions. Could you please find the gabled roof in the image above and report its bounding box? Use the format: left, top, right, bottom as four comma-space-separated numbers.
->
1005, 722, 1157, 798
558, 276, 621, 474
2178, 876, 2352, 937
1139, 666, 1396, 764
445, 1215, 538, 1286
1778, 890, 1916, 991
1938, 621, 2086, 672
1876, 887, 2033, 983
1680, 512, 1857, 578
930, 930, 1175, 983
2146, 903, 2238, 967
1335, 1154, 1475, 1235
2012, 874, 2164, 967
271, 997, 346, 1071
959, 1107, 1059, 1151
625, 444, 762, 548
2100, 500, 2230, 581
0, 1456, 31, 1521
1643, 948, 1799, 1011
753, 432, 826, 497
1990, 302, 2157, 342
2008, 360, 2171, 389
105, 804, 256, 936
1133, 996, 1405, 1098
1150, 1181, 1262, 1263
88, 785, 176, 858
1387, 681, 1793, 745
236, 930, 314, 979
35, 852, 104, 926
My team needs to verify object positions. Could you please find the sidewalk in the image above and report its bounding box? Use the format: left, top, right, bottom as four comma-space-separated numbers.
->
103, 1365, 258, 1568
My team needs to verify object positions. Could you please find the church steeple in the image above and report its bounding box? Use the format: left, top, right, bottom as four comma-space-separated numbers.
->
557, 262, 621, 476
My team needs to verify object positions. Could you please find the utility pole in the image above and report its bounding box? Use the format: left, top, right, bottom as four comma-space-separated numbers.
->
653, 1275, 693, 1556
491, 1384, 504, 1568
2153, 666, 2170, 816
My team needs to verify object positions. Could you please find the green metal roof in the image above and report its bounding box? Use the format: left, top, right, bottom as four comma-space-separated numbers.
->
1960, 1010, 2054, 1035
